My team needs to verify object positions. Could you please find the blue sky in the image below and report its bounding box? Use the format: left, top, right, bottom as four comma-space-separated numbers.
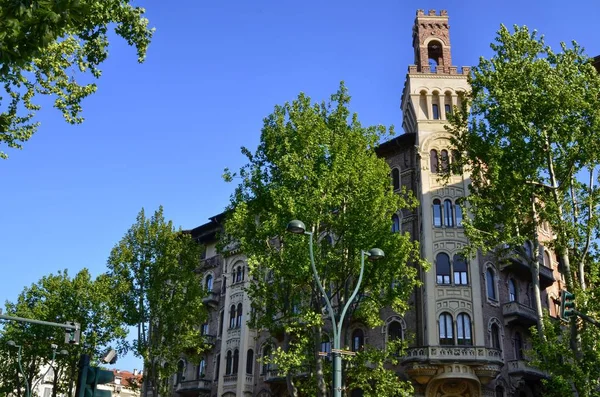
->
1, 0, 598, 371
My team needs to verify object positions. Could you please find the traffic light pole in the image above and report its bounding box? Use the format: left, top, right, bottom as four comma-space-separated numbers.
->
0, 313, 80, 344
572, 310, 600, 328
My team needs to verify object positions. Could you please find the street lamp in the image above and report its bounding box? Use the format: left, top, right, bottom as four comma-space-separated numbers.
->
7, 340, 29, 397
286, 220, 384, 397
8, 341, 69, 397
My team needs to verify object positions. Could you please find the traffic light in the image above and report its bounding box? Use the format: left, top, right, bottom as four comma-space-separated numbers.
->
560, 290, 576, 319
64, 322, 81, 345
75, 354, 115, 397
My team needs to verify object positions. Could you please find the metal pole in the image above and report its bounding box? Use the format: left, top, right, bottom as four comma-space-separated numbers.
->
305, 232, 368, 397
13, 344, 31, 397
0, 314, 78, 330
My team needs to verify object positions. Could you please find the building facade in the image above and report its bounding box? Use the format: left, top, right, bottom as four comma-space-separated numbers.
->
169, 10, 564, 397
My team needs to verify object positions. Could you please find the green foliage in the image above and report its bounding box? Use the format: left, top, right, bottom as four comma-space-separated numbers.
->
224, 82, 423, 396
106, 206, 207, 396
0, 269, 128, 397
448, 24, 600, 395
0, 0, 154, 159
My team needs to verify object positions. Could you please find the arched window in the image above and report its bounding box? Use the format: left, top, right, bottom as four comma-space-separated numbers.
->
524, 241, 533, 259
176, 360, 185, 384
432, 104, 440, 119
246, 349, 254, 374
456, 313, 472, 345
455, 200, 463, 226
514, 332, 524, 359
261, 346, 272, 375
436, 253, 451, 285
491, 323, 501, 350
235, 266, 243, 283
351, 329, 364, 352
219, 310, 224, 336
392, 168, 400, 191
391, 214, 400, 233
222, 276, 227, 295
388, 321, 403, 341
439, 313, 453, 345
321, 335, 332, 359
214, 354, 220, 380
236, 303, 243, 328
486, 267, 497, 300
430, 150, 439, 173
225, 351, 233, 375
229, 305, 236, 328
543, 250, 552, 268
495, 385, 505, 397
205, 275, 213, 292
440, 150, 449, 172
508, 279, 517, 302
233, 349, 239, 374
451, 150, 461, 174
197, 358, 206, 378
427, 40, 443, 69
453, 254, 468, 285
444, 199, 454, 227
433, 199, 442, 227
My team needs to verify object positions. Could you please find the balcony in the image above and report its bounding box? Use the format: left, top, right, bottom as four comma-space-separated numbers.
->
175, 379, 212, 393
202, 291, 220, 306
196, 255, 222, 272
538, 265, 555, 289
402, 346, 503, 366
507, 359, 548, 380
502, 301, 538, 327
264, 369, 285, 383
202, 334, 216, 347
501, 257, 555, 288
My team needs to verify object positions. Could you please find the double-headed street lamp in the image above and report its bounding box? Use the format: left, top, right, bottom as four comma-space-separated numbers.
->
287, 220, 384, 397
7, 341, 68, 397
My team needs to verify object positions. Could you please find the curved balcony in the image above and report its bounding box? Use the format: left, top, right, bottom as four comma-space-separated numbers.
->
402, 346, 503, 366
502, 301, 538, 327
507, 359, 548, 380
175, 379, 212, 393
501, 258, 555, 288
202, 291, 220, 306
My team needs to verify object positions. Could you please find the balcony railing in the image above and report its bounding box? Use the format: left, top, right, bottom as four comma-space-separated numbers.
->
402, 346, 503, 366
202, 291, 220, 306
175, 379, 212, 393
501, 256, 555, 288
196, 255, 222, 272
202, 334, 216, 347
502, 301, 538, 327
507, 359, 548, 380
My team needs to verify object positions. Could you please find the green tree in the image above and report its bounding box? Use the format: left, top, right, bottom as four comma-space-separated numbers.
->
0, 269, 128, 397
224, 83, 422, 397
0, 0, 154, 159
106, 207, 208, 397
447, 25, 600, 395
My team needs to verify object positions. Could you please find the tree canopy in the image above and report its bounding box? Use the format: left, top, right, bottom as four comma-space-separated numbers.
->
447, 24, 600, 395
106, 206, 208, 397
224, 83, 422, 397
0, 0, 154, 159
0, 269, 128, 397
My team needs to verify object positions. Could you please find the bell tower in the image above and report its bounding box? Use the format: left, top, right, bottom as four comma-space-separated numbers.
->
412, 9, 453, 73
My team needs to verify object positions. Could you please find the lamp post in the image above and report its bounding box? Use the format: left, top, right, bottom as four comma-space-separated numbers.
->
8, 341, 68, 397
287, 220, 384, 397
7, 340, 29, 397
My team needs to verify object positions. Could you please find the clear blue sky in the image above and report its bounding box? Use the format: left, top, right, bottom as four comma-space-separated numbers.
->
1, 0, 598, 371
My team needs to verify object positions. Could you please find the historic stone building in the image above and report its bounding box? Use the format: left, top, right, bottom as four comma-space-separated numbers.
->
168, 10, 564, 397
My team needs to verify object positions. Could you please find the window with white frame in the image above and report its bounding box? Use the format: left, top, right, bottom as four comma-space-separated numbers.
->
439, 312, 454, 345
456, 313, 472, 345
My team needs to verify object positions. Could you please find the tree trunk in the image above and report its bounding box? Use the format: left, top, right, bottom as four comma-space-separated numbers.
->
530, 196, 545, 335
283, 332, 299, 397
